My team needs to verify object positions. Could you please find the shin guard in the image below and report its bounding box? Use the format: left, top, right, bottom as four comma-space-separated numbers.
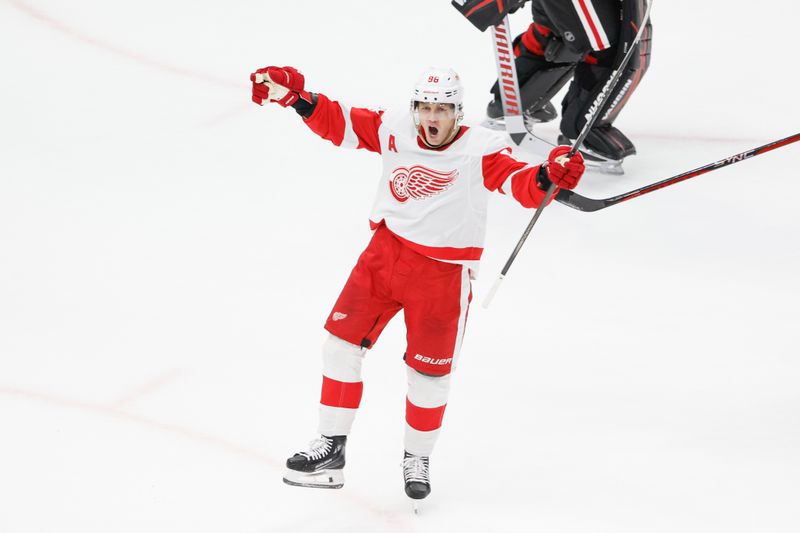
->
404, 368, 451, 456
317, 335, 365, 437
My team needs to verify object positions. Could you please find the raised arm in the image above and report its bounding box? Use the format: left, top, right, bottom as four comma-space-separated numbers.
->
250, 65, 383, 153
482, 145, 585, 208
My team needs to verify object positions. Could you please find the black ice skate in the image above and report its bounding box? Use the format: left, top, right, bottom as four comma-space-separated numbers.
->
558, 125, 635, 175
484, 98, 557, 131
402, 451, 431, 502
283, 435, 347, 489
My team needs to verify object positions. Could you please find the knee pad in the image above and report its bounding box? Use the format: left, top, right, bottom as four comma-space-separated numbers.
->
405, 369, 450, 454
560, 0, 652, 139
519, 64, 575, 115
406, 367, 451, 408
322, 334, 365, 382
560, 52, 649, 143
490, 34, 543, 100
489, 63, 574, 123
560, 63, 611, 139
490, 34, 573, 104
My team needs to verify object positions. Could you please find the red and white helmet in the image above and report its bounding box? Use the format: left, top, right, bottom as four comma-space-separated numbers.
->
411, 67, 465, 128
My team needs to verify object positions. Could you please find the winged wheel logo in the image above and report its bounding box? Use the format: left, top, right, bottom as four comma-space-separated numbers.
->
389, 165, 459, 203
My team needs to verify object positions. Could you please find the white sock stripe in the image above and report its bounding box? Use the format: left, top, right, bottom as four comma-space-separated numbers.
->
317, 404, 357, 436
404, 425, 441, 457
570, 0, 611, 50
406, 367, 451, 407
322, 334, 365, 382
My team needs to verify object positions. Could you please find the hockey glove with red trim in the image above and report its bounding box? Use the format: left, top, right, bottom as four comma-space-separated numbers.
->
250, 66, 311, 107
544, 145, 585, 190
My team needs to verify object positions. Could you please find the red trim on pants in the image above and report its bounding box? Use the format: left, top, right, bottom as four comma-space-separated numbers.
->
406, 398, 447, 432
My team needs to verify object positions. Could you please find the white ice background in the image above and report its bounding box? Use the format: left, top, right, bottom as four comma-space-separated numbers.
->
1, 1, 799, 532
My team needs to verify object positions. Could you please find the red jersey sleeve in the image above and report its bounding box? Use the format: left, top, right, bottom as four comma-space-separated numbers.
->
302, 93, 384, 153
481, 147, 554, 208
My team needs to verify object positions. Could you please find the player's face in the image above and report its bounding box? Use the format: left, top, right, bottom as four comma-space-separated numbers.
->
416, 102, 456, 146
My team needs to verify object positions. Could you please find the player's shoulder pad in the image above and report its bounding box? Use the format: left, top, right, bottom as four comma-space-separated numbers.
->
379, 107, 407, 126
470, 123, 512, 155
377, 107, 417, 137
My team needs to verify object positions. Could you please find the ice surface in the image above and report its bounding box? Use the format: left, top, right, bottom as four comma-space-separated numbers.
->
1, 1, 798, 532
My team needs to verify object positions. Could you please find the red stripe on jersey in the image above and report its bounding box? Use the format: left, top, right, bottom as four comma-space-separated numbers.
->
576, 0, 606, 50
510, 168, 552, 208
481, 147, 527, 191
351, 107, 384, 153
481, 148, 550, 208
406, 397, 447, 432
304, 93, 345, 146
320, 376, 363, 409
304, 93, 384, 152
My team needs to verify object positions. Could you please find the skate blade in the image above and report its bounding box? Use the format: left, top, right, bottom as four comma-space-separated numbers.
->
577, 145, 625, 175
585, 158, 624, 175
515, 130, 625, 175
282, 468, 344, 489
481, 116, 549, 131
481, 117, 506, 131
412, 500, 421, 515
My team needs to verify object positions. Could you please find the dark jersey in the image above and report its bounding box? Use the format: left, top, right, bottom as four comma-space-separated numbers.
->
531, 0, 622, 54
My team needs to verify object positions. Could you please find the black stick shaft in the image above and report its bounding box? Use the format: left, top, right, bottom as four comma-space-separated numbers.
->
555, 132, 800, 212
483, 1, 653, 308
500, 183, 558, 276
609, 132, 800, 206
569, 2, 653, 157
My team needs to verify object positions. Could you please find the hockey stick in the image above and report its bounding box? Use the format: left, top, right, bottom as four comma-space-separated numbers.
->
483, 0, 654, 308
553, 132, 800, 212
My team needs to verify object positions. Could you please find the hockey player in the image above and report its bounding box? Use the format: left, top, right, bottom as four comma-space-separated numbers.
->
250, 65, 585, 502
463, 0, 652, 165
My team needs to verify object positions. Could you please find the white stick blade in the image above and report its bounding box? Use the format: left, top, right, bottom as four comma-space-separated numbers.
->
482, 275, 505, 309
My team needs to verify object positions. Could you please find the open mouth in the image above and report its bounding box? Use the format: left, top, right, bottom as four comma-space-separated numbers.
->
427, 125, 439, 137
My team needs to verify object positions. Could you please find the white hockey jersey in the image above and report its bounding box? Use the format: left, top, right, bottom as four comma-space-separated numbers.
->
302, 93, 554, 276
